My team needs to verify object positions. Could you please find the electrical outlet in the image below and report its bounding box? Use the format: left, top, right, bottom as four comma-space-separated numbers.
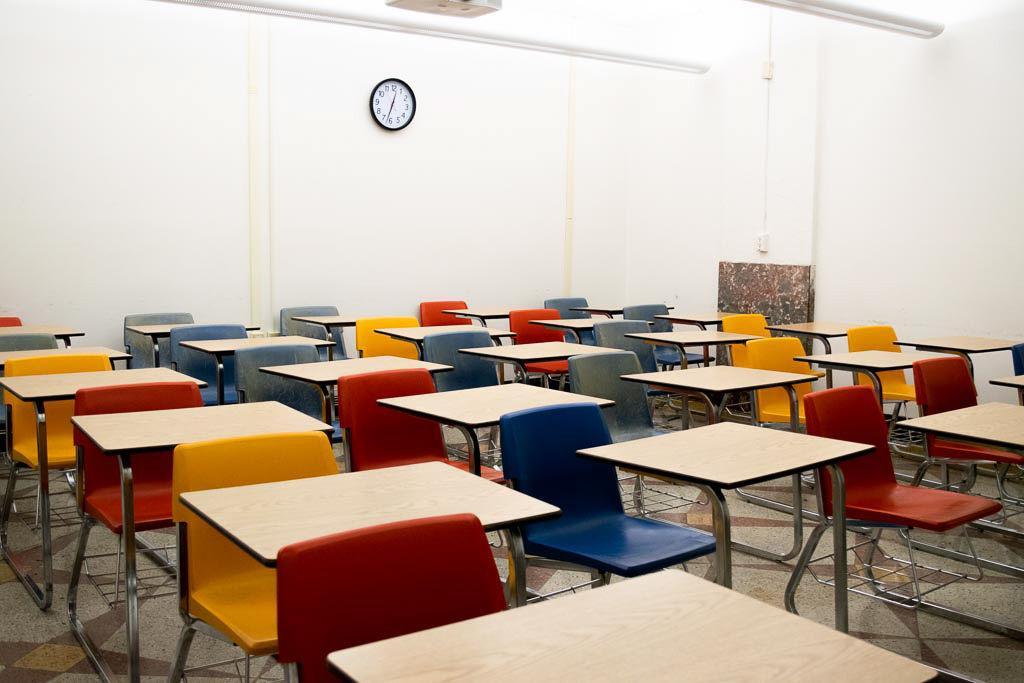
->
762, 61, 774, 80
757, 233, 770, 253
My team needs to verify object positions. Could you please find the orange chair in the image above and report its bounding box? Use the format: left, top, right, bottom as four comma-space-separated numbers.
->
746, 337, 815, 427
0, 317, 22, 327
355, 316, 419, 359
509, 309, 568, 385
276, 514, 506, 682
722, 314, 768, 367
1, 353, 112, 609
419, 301, 468, 327
167, 432, 338, 682
847, 325, 915, 408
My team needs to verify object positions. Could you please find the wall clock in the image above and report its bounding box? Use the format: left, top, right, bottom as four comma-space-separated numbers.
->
370, 78, 416, 131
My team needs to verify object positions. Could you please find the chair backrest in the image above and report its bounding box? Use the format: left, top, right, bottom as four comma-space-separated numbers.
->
568, 351, 654, 442
5, 354, 113, 460
593, 320, 656, 373
722, 314, 768, 368
172, 432, 338, 615
622, 304, 671, 333
234, 344, 323, 419
276, 513, 505, 683
73, 382, 203, 507
746, 337, 813, 422
279, 306, 346, 360
123, 312, 194, 368
0, 333, 59, 353
509, 309, 563, 345
1012, 343, 1024, 376
804, 385, 896, 517
337, 369, 446, 471
168, 324, 248, 387
421, 330, 499, 392
543, 297, 590, 320
500, 404, 621, 531
355, 317, 419, 359
847, 324, 907, 388
0, 317, 23, 327
912, 356, 977, 417
419, 301, 468, 327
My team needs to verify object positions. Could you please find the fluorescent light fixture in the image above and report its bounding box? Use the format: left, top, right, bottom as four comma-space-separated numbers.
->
741, 0, 944, 38
149, 0, 710, 74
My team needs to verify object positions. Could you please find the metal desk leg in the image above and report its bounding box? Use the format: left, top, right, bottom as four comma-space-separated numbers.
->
152, 336, 161, 369
215, 353, 225, 405
319, 385, 335, 426
116, 453, 142, 682
694, 322, 711, 366
414, 340, 425, 360
820, 337, 834, 388
454, 425, 482, 476
827, 463, 848, 632
703, 485, 732, 588
1018, 388, 1024, 406
505, 526, 527, 607
674, 343, 689, 370
865, 370, 884, 405
566, 329, 581, 344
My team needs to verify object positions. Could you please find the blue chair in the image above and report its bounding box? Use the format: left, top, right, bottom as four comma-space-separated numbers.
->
422, 330, 499, 392
1012, 343, 1024, 376
123, 312, 193, 368
280, 306, 347, 361
543, 297, 595, 345
499, 403, 716, 602
169, 324, 247, 405
622, 304, 704, 367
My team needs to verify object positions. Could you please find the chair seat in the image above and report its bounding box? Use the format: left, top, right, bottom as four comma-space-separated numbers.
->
846, 483, 1002, 533
879, 381, 915, 402
199, 385, 238, 406
931, 439, 1024, 466
653, 347, 706, 367
758, 402, 806, 425
84, 482, 173, 533
613, 425, 668, 443
526, 360, 568, 375
11, 439, 76, 470
576, 329, 596, 346
523, 514, 715, 577
190, 567, 278, 656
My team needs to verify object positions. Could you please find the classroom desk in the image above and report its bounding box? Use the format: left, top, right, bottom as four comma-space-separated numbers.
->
289, 315, 357, 347
442, 307, 511, 327
0, 368, 204, 613
624, 330, 758, 368
178, 336, 333, 405
71, 400, 332, 683
579, 422, 869, 632
179, 461, 559, 608
0, 346, 130, 370
326, 570, 936, 683
530, 318, 600, 343
991, 375, 1024, 405
0, 325, 84, 347
379, 383, 613, 476
767, 322, 856, 388
894, 336, 1019, 377
655, 312, 728, 329
459, 341, 610, 382
796, 350, 949, 404
260, 356, 452, 426
375, 325, 514, 357
124, 323, 260, 368
567, 305, 674, 318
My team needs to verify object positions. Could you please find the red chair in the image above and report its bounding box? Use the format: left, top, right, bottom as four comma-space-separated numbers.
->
785, 385, 1001, 612
509, 308, 568, 383
277, 513, 506, 682
419, 300, 468, 327
68, 382, 204, 677
912, 357, 1024, 498
337, 369, 503, 481
0, 317, 22, 327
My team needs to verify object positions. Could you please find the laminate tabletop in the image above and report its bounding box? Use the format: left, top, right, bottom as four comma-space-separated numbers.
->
125, 324, 260, 337
767, 322, 854, 338
260, 356, 451, 386
623, 365, 816, 394
624, 331, 758, 347
655, 312, 731, 326
796, 350, 950, 371
179, 461, 560, 566
894, 336, 1020, 354
178, 335, 332, 355
991, 375, 1024, 390
569, 305, 674, 316
379, 382, 613, 429
290, 315, 357, 328
0, 367, 204, 402
327, 570, 935, 683
0, 325, 84, 338
530, 318, 602, 331
442, 308, 511, 320
460, 341, 611, 363
0, 346, 130, 370
375, 326, 514, 342
901, 402, 1024, 451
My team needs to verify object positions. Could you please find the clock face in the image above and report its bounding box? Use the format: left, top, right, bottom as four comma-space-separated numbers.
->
370, 78, 416, 131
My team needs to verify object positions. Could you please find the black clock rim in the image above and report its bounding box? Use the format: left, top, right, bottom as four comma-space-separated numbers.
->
370, 78, 416, 131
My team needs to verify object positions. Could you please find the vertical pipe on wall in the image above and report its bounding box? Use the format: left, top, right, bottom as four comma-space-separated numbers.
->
247, 16, 274, 332
562, 59, 577, 296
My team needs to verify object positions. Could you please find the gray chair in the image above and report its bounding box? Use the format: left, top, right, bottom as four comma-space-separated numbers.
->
280, 306, 347, 360
123, 312, 193, 368
622, 304, 705, 368
593, 320, 658, 373
543, 297, 595, 344
568, 351, 663, 443
422, 330, 499, 392
169, 324, 247, 405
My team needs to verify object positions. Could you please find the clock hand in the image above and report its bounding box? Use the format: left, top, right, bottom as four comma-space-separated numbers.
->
385, 92, 397, 121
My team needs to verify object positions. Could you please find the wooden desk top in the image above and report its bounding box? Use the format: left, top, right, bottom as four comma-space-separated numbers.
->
180, 462, 559, 566
178, 335, 332, 355
260, 356, 451, 386
797, 350, 949, 371
894, 336, 1020, 354
379, 382, 613, 429
125, 323, 260, 337
375, 326, 514, 342
991, 375, 1024, 390
460, 341, 611, 363
531, 319, 601, 331
72, 401, 331, 453
327, 570, 935, 683
623, 365, 816, 394
625, 331, 758, 347
0, 368, 204, 402
655, 312, 729, 325
289, 315, 357, 328
0, 325, 84, 338
569, 305, 675, 316
442, 308, 511, 320
0, 347, 130, 370
901, 403, 1024, 451
580, 422, 871, 489
767, 322, 853, 338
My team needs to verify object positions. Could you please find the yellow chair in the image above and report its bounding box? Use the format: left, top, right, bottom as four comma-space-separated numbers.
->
168, 431, 338, 681
746, 337, 814, 426
1, 353, 112, 609
847, 325, 915, 403
355, 316, 420, 359
722, 314, 768, 368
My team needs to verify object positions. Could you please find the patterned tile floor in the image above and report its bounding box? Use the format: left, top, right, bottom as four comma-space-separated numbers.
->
0, 423, 1022, 682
